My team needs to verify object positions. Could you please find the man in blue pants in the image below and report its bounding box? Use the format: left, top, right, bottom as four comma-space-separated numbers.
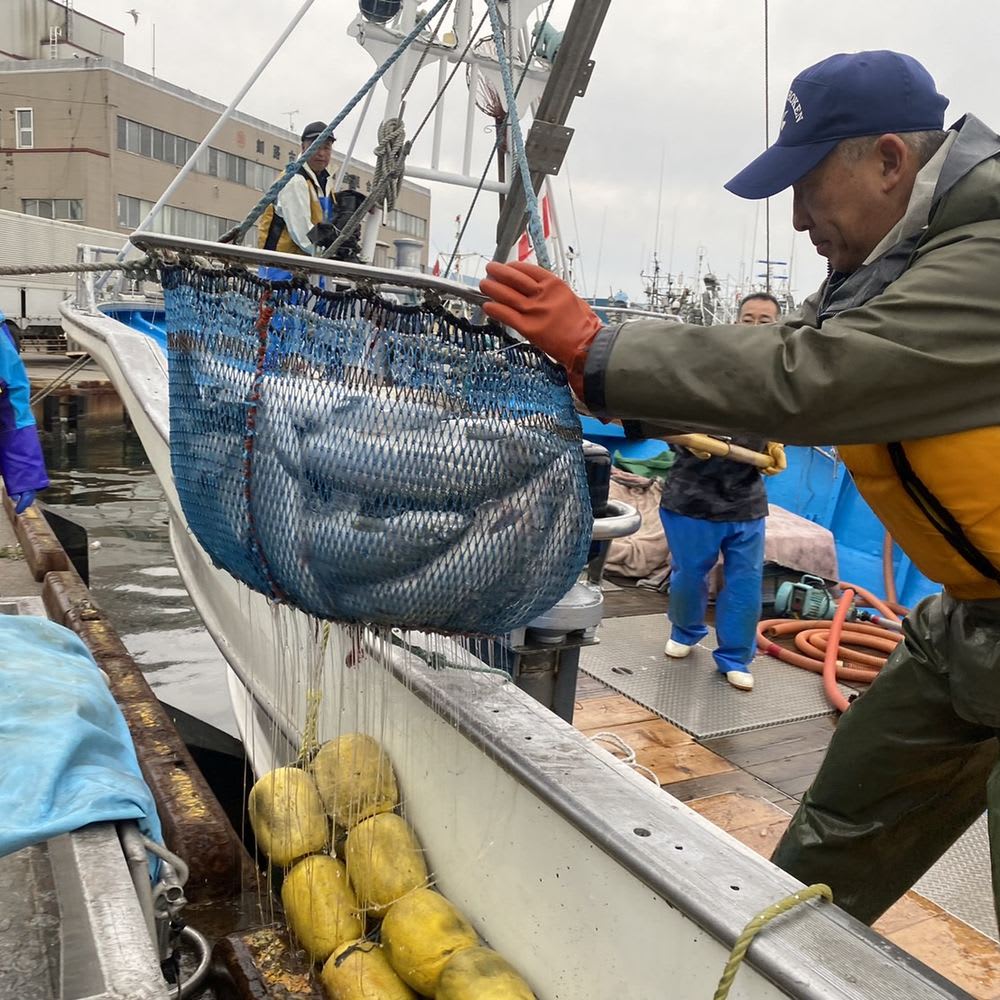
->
0, 311, 49, 514
660, 293, 785, 692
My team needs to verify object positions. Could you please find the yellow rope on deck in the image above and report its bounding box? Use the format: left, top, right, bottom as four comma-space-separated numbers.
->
713, 883, 833, 1000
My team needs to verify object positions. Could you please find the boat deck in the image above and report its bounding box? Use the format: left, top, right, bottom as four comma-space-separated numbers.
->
574, 579, 1000, 999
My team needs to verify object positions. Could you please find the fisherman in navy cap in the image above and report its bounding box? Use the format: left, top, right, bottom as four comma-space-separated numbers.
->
257, 120, 338, 278
480, 50, 1000, 928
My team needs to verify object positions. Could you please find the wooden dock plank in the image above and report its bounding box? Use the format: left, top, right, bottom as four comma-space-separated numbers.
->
684, 792, 791, 833
887, 917, 1000, 999
600, 587, 666, 619
744, 749, 828, 799
663, 767, 787, 804
581, 725, 725, 785
584, 717, 692, 748
702, 717, 837, 768
574, 671, 612, 701
572, 694, 658, 731
639, 743, 735, 785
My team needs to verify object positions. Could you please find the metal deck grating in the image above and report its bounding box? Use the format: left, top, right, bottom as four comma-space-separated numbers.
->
916, 814, 997, 941
580, 614, 852, 740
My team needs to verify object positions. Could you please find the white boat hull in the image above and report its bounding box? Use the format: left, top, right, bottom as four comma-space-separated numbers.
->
61, 299, 967, 1000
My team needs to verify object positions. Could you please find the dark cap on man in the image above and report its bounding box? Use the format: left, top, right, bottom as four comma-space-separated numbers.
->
301, 120, 335, 144
725, 50, 949, 200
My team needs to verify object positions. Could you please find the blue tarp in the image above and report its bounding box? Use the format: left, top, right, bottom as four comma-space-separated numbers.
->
0, 616, 163, 859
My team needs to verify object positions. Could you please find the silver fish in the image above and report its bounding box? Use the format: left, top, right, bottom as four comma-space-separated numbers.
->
331, 451, 583, 629
303, 506, 471, 587
298, 415, 567, 507
270, 377, 460, 442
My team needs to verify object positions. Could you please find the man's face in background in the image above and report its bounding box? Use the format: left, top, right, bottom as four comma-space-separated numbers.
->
738, 298, 780, 325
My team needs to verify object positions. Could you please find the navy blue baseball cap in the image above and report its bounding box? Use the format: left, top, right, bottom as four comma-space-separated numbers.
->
301, 120, 335, 143
725, 51, 949, 199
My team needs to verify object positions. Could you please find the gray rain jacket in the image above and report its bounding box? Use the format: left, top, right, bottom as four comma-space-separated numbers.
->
582, 115, 1000, 447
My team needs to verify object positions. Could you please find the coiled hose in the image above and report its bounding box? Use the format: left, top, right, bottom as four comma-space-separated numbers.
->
756, 580, 906, 713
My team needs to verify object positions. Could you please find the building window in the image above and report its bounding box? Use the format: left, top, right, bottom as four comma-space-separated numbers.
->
23, 198, 83, 221
272, 144, 281, 160
115, 116, 279, 192
384, 208, 427, 240
256, 139, 265, 154
15, 108, 33, 149
117, 194, 244, 243
343, 172, 360, 190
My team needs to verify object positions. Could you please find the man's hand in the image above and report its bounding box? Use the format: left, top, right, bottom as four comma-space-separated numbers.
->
307, 221, 340, 250
761, 442, 787, 476
480, 262, 602, 394
12, 490, 35, 514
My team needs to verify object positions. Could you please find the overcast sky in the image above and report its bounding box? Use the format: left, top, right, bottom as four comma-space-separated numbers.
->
74, 1, 985, 305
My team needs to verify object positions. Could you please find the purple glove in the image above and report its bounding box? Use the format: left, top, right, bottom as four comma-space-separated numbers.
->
13, 490, 36, 515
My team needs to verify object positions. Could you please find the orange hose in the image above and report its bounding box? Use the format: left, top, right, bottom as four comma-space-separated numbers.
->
824, 590, 856, 712
758, 581, 909, 713
882, 531, 899, 606
795, 627, 899, 667
757, 619, 881, 683
839, 580, 901, 622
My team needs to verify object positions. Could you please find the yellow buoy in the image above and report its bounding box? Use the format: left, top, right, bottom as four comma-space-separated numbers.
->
312, 733, 399, 829
381, 888, 479, 996
345, 813, 429, 914
281, 854, 363, 962
248, 766, 328, 867
321, 939, 418, 999
435, 947, 537, 999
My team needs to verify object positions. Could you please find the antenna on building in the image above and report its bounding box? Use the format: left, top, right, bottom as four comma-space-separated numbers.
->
284, 110, 300, 133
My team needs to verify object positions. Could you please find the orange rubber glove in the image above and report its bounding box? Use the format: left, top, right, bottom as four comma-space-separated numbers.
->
480, 261, 603, 395
761, 441, 787, 476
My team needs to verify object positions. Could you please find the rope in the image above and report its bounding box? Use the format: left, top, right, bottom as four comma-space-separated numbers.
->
222, 0, 452, 246
0, 257, 154, 277
321, 117, 410, 259
484, 0, 550, 269
296, 620, 331, 765
374, 117, 407, 213
589, 731, 660, 785
713, 883, 833, 1000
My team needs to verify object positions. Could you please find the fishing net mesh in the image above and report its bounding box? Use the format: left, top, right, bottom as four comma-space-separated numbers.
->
162, 264, 592, 635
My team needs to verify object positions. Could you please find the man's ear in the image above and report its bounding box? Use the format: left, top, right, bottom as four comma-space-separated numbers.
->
876, 133, 910, 193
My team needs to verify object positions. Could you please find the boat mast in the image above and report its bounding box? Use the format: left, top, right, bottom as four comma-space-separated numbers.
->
492, 0, 611, 264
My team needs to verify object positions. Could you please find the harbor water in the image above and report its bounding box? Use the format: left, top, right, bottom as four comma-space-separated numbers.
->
37, 384, 238, 739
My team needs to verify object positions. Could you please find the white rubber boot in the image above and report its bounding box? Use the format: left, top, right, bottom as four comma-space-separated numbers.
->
724, 670, 754, 691
664, 639, 693, 658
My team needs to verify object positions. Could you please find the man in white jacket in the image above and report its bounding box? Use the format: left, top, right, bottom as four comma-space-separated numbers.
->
257, 120, 337, 279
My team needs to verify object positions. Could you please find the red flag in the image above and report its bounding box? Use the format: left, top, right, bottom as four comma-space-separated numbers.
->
515, 196, 551, 262
432, 258, 441, 276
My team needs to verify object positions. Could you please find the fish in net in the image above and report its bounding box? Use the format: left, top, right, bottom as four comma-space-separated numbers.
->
162, 263, 592, 635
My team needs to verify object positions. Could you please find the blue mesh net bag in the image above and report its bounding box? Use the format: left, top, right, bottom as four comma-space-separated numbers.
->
162, 264, 593, 635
